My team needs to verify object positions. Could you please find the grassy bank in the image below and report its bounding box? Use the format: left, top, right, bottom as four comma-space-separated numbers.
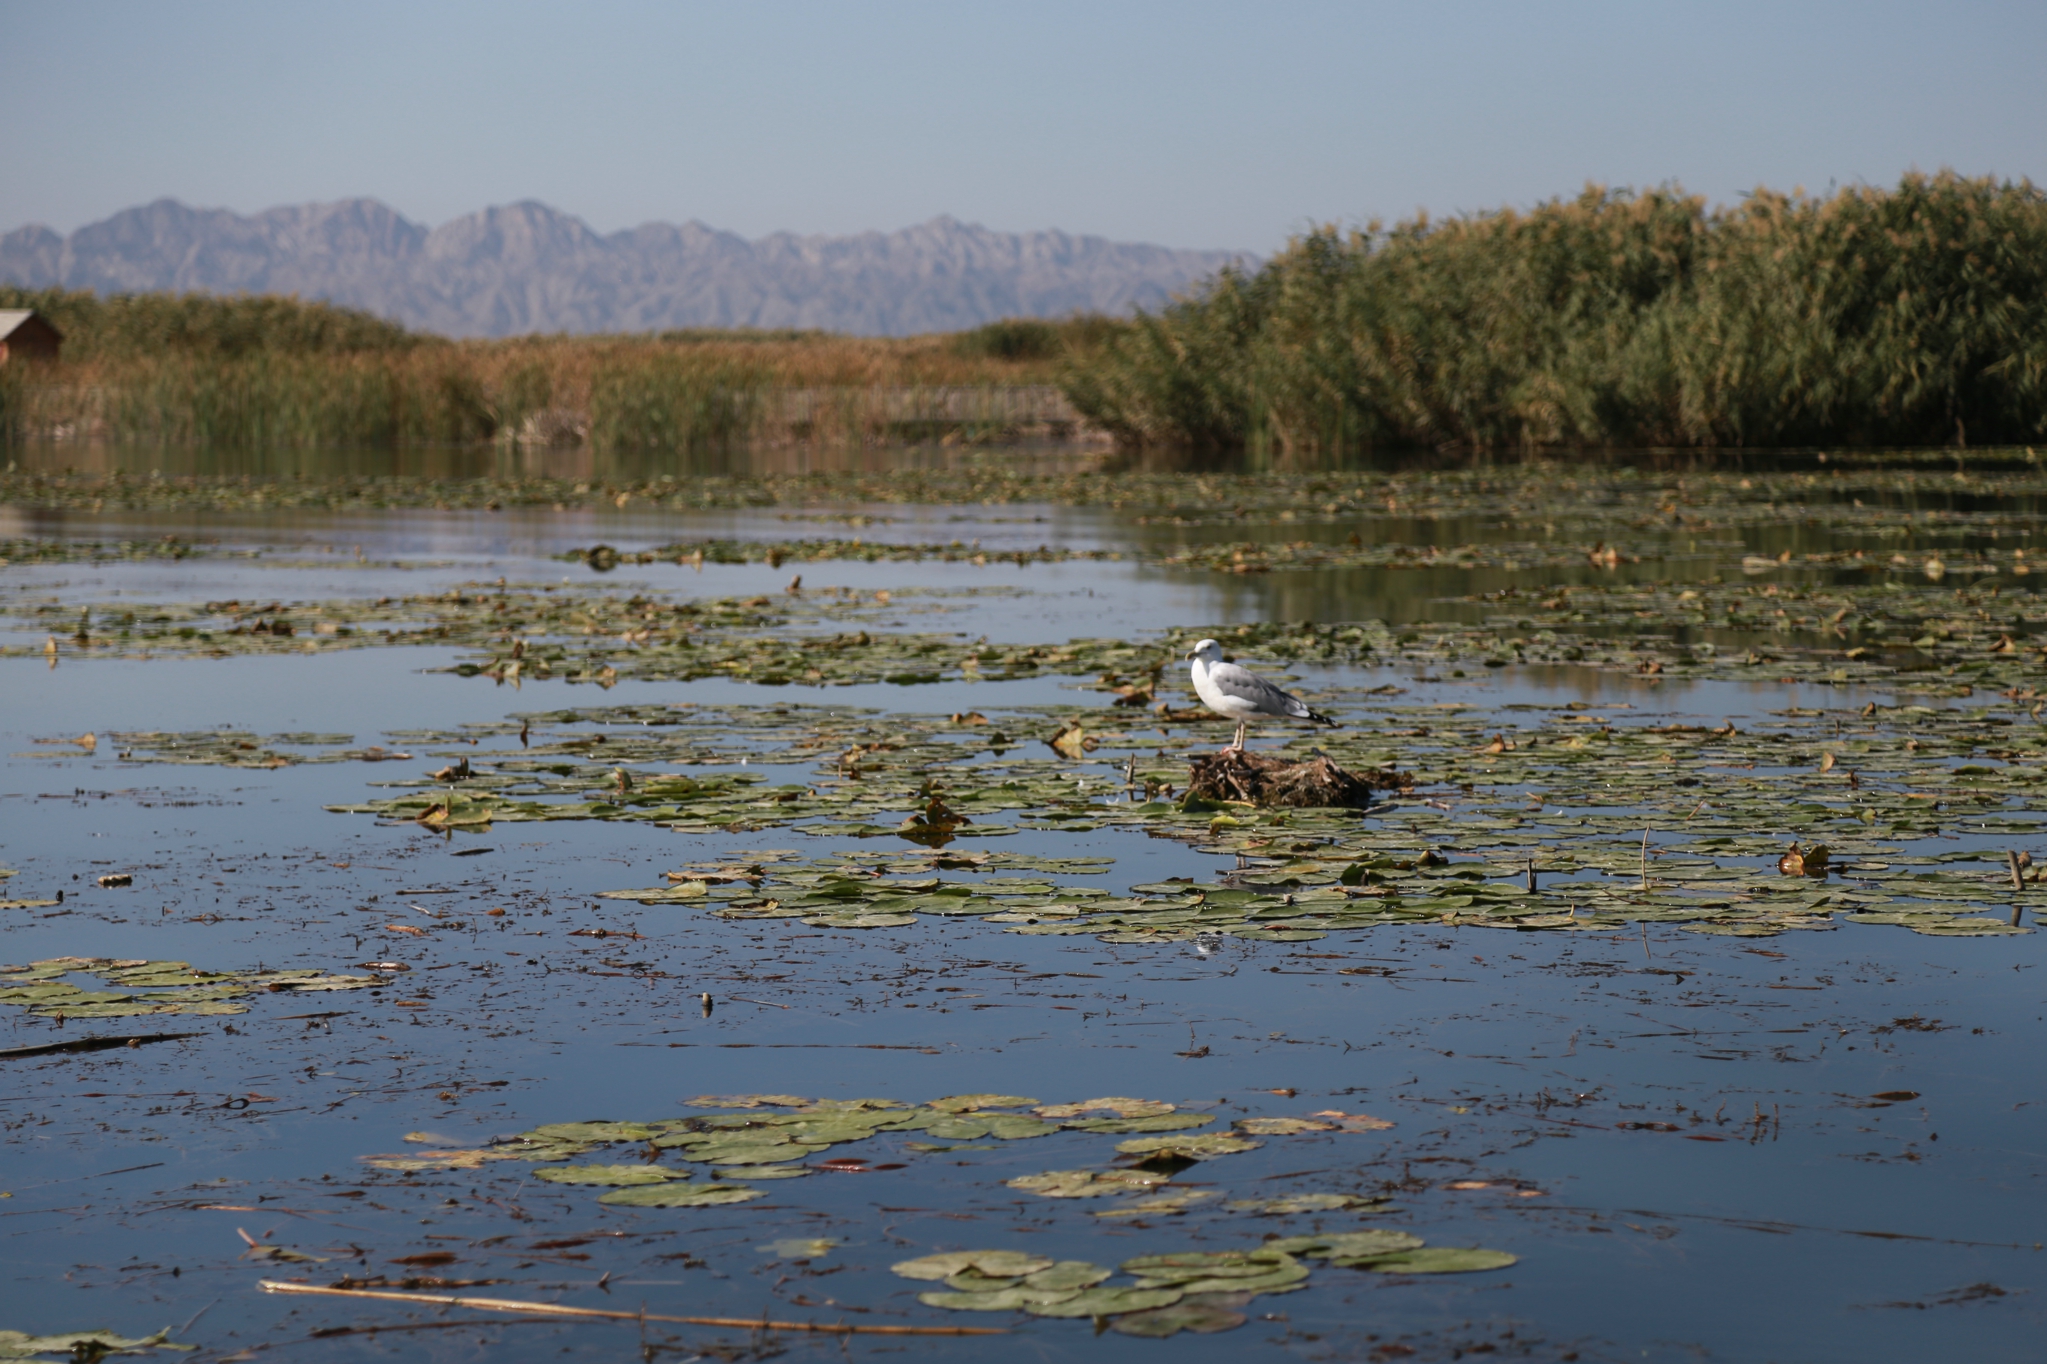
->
1065, 171, 2047, 453
0, 291, 1117, 450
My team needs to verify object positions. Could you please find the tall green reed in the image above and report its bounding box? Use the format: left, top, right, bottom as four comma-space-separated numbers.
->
1, 352, 494, 449
1066, 172, 2047, 452
587, 353, 768, 453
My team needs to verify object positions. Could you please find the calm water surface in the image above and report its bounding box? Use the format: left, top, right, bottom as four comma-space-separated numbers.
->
2, 445, 2041, 1364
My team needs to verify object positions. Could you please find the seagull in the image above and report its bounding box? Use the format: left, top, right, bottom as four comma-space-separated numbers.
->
1185, 638, 1336, 752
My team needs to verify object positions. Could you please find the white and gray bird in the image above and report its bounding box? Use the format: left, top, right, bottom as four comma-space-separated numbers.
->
1186, 638, 1336, 752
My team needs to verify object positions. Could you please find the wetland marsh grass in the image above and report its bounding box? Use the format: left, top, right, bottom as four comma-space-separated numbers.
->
1066, 172, 2047, 454
0, 289, 1117, 452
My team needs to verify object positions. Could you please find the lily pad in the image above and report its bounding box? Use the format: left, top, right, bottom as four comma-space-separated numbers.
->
360, 1149, 516, 1172
1353, 1246, 1518, 1274
1026, 1286, 1188, 1318
980, 1114, 1063, 1140
1268, 1230, 1428, 1259
1233, 1117, 1337, 1135
892, 1249, 1058, 1281
800, 910, 919, 929
1061, 1114, 1214, 1134
1109, 1296, 1251, 1337
1007, 1169, 1173, 1198
529, 1122, 663, 1143
531, 1163, 683, 1186
1094, 1190, 1221, 1218
916, 1286, 1081, 1312
1158, 1263, 1310, 1294
929, 1093, 1038, 1112
905, 1115, 995, 1141
694, 1142, 823, 1165
1036, 1096, 1176, 1119
0, 1327, 191, 1359
943, 1268, 1027, 1292
1115, 1133, 1260, 1160
1121, 1249, 1300, 1282
597, 1182, 765, 1207
1023, 1261, 1115, 1291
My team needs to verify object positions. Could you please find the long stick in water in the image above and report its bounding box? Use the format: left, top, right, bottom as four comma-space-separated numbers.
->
257, 1281, 1007, 1336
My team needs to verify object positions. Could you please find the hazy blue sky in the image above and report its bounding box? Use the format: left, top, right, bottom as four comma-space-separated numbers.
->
3, 0, 2042, 251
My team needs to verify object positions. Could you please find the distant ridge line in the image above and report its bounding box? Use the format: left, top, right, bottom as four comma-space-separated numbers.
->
0, 198, 1251, 339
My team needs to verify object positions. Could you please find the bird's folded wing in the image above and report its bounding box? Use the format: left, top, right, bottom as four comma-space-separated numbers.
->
1207, 664, 1306, 716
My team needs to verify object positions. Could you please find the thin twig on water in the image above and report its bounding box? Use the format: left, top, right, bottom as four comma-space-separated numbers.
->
256, 1281, 1007, 1335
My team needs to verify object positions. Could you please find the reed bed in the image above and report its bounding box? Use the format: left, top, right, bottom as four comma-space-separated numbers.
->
1065, 172, 2047, 453
0, 292, 1113, 451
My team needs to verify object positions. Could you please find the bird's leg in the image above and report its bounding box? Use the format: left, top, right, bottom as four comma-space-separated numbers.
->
1228, 719, 1247, 753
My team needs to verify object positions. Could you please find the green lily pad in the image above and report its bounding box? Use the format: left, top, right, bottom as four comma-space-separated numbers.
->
1162, 1262, 1312, 1294
980, 1114, 1063, 1140
1093, 1190, 1221, 1218
929, 1093, 1039, 1112
1036, 1097, 1176, 1119
943, 1268, 1027, 1292
701, 1144, 820, 1165
892, 1250, 1058, 1281
1115, 1133, 1260, 1160
1109, 1297, 1251, 1337
1121, 1250, 1299, 1282
917, 1286, 1081, 1312
597, 1182, 765, 1207
491, 1139, 595, 1162
531, 1163, 683, 1186
529, 1122, 662, 1143
359, 1149, 518, 1172
0, 1327, 191, 1359
1026, 1286, 1187, 1318
912, 1116, 995, 1140
1234, 1117, 1336, 1135
1061, 1114, 1214, 1134
1266, 1230, 1427, 1259
1023, 1261, 1115, 1291
1352, 1246, 1518, 1273
1007, 1169, 1172, 1198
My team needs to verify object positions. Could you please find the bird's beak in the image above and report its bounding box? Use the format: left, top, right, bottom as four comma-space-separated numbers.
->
1184, 648, 1195, 660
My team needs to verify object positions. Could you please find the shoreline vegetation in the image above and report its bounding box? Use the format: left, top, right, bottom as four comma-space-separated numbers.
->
0, 295, 1114, 452
1071, 172, 2047, 454
4, 172, 2043, 456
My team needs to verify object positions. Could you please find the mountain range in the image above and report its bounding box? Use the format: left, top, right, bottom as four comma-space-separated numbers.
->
0, 198, 1248, 338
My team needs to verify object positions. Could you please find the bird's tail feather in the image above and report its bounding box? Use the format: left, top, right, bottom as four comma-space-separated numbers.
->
1307, 709, 1339, 729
